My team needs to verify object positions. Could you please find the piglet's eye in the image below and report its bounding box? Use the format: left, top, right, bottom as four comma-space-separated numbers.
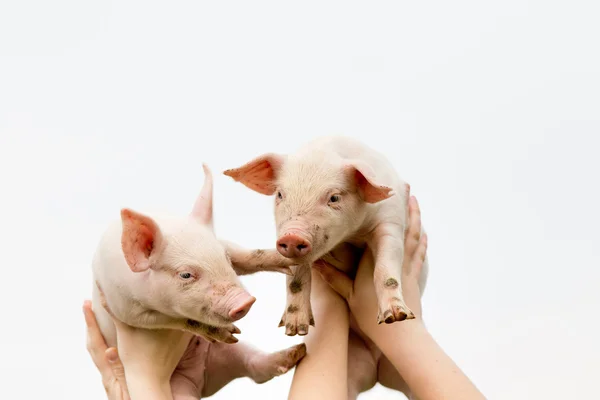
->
179, 272, 192, 279
329, 195, 341, 203
277, 191, 283, 199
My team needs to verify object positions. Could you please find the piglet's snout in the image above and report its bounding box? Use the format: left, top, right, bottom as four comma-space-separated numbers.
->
227, 291, 256, 322
277, 233, 312, 258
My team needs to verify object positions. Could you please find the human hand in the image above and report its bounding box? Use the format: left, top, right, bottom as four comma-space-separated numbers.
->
83, 300, 131, 400
84, 297, 212, 400
313, 195, 428, 337
94, 287, 191, 388
398, 195, 428, 320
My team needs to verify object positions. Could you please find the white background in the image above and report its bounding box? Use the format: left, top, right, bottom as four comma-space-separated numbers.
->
1, 1, 599, 399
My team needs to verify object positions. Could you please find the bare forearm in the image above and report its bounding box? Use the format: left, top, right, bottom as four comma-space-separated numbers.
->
372, 322, 485, 400
288, 271, 349, 400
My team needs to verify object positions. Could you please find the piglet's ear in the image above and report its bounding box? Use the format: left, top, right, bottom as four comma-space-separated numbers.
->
191, 163, 214, 229
120, 208, 163, 273
345, 161, 394, 204
223, 153, 285, 195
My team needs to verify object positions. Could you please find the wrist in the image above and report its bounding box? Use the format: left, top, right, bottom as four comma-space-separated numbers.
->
125, 370, 172, 400
366, 318, 428, 349
125, 365, 172, 388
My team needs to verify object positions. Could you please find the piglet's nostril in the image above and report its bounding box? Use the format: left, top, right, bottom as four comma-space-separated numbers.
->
279, 243, 288, 249
297, 244, 307, 250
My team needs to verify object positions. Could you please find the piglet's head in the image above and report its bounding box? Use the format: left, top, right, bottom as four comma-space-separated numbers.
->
120, 164, 255, 328
224, 153, 394, 260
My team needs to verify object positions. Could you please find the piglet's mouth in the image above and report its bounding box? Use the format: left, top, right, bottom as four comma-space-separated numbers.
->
186, 318, 241, 332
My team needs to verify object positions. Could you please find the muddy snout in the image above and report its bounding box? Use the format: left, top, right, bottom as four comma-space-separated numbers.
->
276, 232, 312, 258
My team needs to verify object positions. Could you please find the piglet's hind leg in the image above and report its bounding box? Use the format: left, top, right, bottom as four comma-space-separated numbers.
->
201, 342, 306, 398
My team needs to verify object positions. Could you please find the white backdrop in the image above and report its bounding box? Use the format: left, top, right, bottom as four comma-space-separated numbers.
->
1, 1, 599, 399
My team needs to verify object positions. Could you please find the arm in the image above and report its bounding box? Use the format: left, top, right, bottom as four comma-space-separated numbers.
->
315, 195, 485, 400
287, 268, 349, 400
360, 250, 485, 400
123, 374, 172, 400
221, 240, 293, 276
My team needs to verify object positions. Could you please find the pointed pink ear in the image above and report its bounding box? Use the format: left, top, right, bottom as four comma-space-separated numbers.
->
120, 208, 163, 272
346, 161, 394, 203
191, 163, 214, 228
223, 153, 285, 195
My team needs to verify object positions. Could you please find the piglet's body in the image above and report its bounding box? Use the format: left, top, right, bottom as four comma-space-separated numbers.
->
224, 136, 429, 336
91, 164, 305, 398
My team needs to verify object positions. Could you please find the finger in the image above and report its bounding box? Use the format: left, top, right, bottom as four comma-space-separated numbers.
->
410, 234, 428, 277
408, 196, 422, 242
313, 261, 353, 300
83, 300, 113, 377
105, 348, 131, 400
404, 196, 422, 259
84, 300, 108, 354
417, 233, 428, 263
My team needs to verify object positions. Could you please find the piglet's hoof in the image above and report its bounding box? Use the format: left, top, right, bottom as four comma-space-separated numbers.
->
377, 297, 415, 325
250, 343, 307, 384
278, 307, 314, 336
191, 321, 241, 344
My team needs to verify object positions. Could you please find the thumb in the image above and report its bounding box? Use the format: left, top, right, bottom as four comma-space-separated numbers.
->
105, 348, 131, 399
313, 261, 353, 300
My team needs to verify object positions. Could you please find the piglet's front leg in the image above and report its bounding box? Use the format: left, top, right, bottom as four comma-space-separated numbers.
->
368, 224, 415, 324
279, 263, 314, 336
221, 240, 294, 276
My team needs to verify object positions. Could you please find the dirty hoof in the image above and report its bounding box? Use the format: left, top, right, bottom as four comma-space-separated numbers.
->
377, 298, 415, 324
192, 321, 241, 344
278, 308, 314, 336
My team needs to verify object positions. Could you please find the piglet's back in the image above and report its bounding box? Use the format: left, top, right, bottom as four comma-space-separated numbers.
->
91, 219, 130, 285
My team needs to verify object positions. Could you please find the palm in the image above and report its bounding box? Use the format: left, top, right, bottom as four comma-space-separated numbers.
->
105, 381, 130, 400
350, 251, 381, 327
170, 336, 210, 400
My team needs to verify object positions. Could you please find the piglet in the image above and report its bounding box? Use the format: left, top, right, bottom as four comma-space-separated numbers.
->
223, 136, 429, 336
91, 164, 305, 397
